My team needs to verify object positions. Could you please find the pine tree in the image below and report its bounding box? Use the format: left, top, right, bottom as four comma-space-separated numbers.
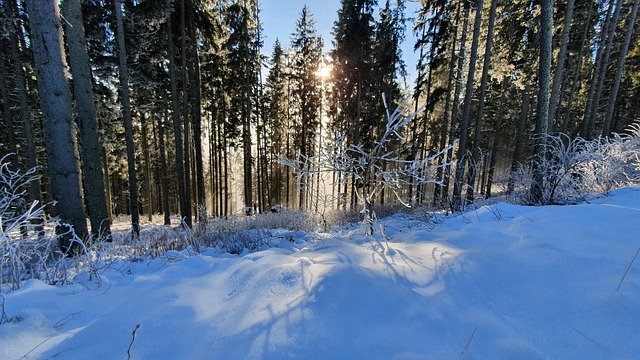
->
290, 5, 324, 209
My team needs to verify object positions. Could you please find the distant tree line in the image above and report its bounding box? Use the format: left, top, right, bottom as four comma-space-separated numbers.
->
0, 0, 638, 243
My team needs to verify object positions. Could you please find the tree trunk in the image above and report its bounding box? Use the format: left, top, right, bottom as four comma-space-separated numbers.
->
530, 0, 554, 205
158, 110, 171, 225
114, 0, 139, 238
167, 13, 188, 226
188, 21, 206, 223
485, 78, 508, 198
452, 0, 482, 211
508, 88, 531, 195
583, 0, 622, 138
602, 0, 639, 137
443, 2, 470, 210
468, 0, 496, 203
432, 13, 458, 207
26, 0, 88, 248
6, 0, 43, 224
0, 61, 18, 161
561, 0, 595, 134
62, 0, 111, 237
548, 0, 575, 132
140, 112, 153, 222
180, 0, 192, 227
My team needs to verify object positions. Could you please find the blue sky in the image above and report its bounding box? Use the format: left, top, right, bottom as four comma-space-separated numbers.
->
260, 0, 420, 86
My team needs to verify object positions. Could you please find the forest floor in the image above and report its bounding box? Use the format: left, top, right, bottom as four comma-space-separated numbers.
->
1, 187, 639, 359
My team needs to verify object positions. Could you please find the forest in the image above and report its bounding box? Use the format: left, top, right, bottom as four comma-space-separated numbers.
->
1, 0, 639, 245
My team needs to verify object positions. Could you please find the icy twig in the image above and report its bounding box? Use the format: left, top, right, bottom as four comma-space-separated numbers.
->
460, 326, 477, 356
617, 246, 640, 292
127, 324, 141, 360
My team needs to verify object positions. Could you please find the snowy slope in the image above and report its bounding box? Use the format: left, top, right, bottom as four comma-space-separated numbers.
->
1, 187, 639, 359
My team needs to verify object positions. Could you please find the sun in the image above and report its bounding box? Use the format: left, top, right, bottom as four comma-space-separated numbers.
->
316, 63, 331, 80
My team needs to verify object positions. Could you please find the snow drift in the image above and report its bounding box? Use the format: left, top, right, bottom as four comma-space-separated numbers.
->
1, 187, 639, 359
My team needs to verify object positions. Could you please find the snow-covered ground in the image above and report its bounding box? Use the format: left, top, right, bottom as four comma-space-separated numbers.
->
1, 187, 639, 359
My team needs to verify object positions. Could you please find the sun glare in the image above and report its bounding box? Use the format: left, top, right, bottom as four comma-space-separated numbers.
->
316, 63, 331, 80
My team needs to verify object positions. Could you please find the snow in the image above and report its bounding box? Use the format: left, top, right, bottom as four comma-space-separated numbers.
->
2, 187, 639, 359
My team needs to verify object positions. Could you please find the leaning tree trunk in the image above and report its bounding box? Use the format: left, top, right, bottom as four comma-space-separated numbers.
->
530, 0, 554, 205
26, 0, 88, 249
62, 0, 111, 238
114, 0, 139, 238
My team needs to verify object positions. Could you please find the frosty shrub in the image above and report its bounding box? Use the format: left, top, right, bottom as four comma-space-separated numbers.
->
195, 210, 314, 254
280, 96, 452, 234
503, 122, 640, 205
0, 154, 77, 289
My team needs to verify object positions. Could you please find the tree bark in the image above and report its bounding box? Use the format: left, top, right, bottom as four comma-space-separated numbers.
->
26, 0, 88, 248
62, 0, 111, 237
114, 0, 139, 238
530, 0, 553, 205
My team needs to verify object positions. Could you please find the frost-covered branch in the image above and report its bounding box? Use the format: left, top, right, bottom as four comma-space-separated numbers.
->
279, 95, 454, 234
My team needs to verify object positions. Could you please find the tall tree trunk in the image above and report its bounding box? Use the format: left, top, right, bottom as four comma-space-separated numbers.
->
548, 0, 575, 132
62, 0, 111, 237
114, 0, 139, 237
485, 77, 508, 198
188, 21, 206, 223
158, 109, 171, 225
452, 0, 482, 211
167, 13, 188, 226
180, 0, 192, 227
468, 0, 497, 203
26, 0, 88, 248
0, 60, 18, 162
443, 2, 470, 210
508, 88, 531, 195
562, 0, 595, 134
6, 0, 43, 223
602, 0, 639, 137
140, 112, 153, 222
530, 0, 554, 205
583, 0, 622, 138
432, 10, 459, 207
